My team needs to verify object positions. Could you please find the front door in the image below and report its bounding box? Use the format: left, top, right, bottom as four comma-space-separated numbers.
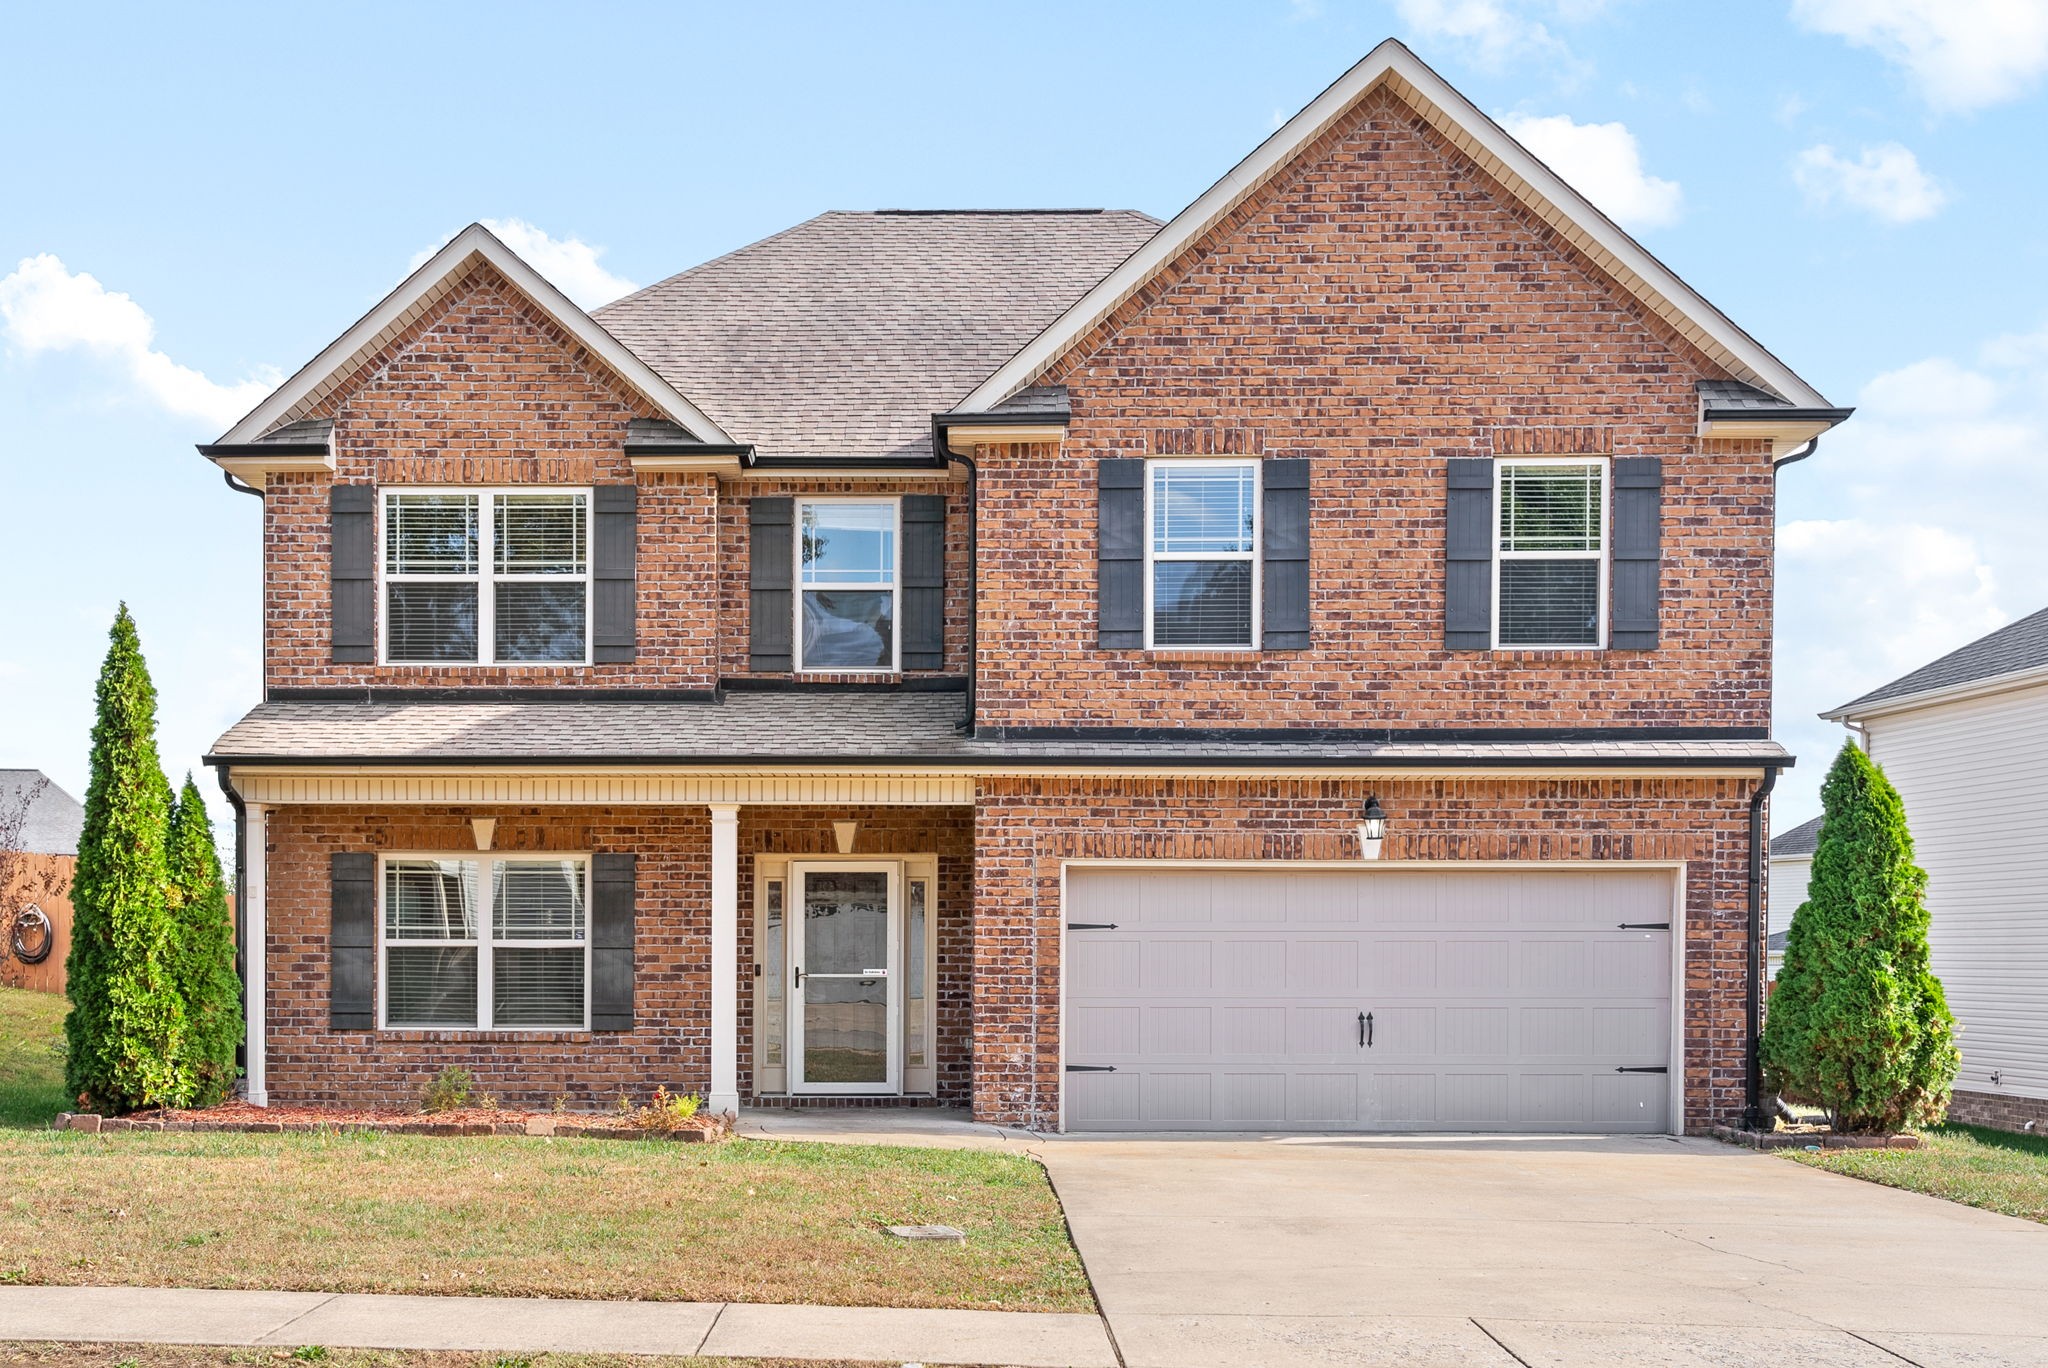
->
789, 862, 901, 1094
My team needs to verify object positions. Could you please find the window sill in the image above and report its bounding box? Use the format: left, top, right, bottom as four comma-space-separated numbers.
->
376, 1028, 594, 1038
1140, 649, 1263, 662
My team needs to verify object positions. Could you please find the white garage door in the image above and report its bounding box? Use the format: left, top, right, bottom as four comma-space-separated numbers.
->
1064, 866, 1675, 1133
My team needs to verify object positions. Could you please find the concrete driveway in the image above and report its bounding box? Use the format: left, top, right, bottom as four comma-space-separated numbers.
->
1038, 1134, 2048, 1368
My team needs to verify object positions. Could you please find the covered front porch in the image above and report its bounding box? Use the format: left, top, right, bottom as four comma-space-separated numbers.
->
223, 761, 974, 1114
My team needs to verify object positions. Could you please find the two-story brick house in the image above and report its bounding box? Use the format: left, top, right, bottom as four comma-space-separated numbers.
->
202, 41, 1847, 1134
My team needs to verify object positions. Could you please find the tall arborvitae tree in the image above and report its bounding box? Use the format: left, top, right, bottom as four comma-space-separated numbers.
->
166, 774, 241, 1107
1762, 739, 1958, 1132
64, 605, 191, 1112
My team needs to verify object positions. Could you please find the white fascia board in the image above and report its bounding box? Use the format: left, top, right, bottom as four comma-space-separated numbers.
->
1823, 662, 2048, 724
216, 223, 733, 445
955, 39, 1831, 416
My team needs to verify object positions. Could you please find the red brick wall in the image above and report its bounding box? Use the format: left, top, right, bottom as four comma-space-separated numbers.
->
1948, 1089, 2048, 1135
970, 86, 1776, 732
969, 774, 1759, 1133
258, 803, 970, 1109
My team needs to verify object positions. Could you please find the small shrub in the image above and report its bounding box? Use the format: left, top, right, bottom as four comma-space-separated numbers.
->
420, 1066, 492, 1113
624, 1086, 705, 1132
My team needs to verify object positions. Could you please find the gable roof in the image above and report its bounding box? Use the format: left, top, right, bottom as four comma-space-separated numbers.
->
1828, 605, 2048, 720
595, 211, 1161, 461
954, 39, 1835, 417
213, 223, 733, 446
0, 770, 84, 856
1771, 814, 1823, 859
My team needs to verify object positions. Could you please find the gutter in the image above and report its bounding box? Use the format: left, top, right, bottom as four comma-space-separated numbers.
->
1745, 762, 1783, 1131
933, 415, 982, 736
202, 749, 1790, 772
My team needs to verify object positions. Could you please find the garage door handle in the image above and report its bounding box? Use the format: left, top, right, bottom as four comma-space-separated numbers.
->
1615, 1066, 1668, 1074
1358, 1011, 1373, 1048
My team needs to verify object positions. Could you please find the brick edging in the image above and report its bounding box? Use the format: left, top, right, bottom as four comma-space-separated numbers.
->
50, 1112, 729, 1143
1711, 1124, 1922, 1151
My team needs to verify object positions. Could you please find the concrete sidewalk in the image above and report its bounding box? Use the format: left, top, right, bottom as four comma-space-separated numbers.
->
0, 1285, 1119, 1367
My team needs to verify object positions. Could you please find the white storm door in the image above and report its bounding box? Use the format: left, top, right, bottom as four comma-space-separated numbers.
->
789, 862, 902, 1094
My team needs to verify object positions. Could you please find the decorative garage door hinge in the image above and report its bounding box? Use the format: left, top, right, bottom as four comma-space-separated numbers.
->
1065, 1064, 1117, 1073
1066, 922, 1119, 930
1618, 922, 1671, 930
1614, 1066, 1669, 1074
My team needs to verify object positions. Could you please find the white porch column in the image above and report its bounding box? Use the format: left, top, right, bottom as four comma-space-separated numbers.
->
708, 802, 741, 1115
243, 801, 268, 1108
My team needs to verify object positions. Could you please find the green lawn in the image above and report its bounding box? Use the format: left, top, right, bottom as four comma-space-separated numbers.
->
0, 987, 69, 1128
0, 987, 1091, 1312
1781, 1122, 2048, 1224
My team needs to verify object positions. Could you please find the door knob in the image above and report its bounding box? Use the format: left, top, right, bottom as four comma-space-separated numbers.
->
793, 965, 804, 988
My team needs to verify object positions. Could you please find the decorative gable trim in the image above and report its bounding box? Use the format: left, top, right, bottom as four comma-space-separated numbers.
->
213, 223, 733, 446
953, 39, 1835, 417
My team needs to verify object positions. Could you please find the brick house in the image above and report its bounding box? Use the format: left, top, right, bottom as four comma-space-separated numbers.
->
201, 42, 1847, 1133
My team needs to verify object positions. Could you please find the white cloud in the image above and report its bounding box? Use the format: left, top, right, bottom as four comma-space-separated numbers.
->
1791, 0, 2048, 113
1394, 0, 1583, 78
1500, 113, 1683, 229
411, 219, 637, 310
1792, 143, 1947, 223
1773, 322, 2048, 823
0, 255, 279, 428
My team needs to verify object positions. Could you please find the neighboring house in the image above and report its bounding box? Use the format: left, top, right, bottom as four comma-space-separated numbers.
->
1767, 815, 1821, 980
0, 769, 83, 995
199, 41, 1848, 1134
1826, 606, 2048, 1134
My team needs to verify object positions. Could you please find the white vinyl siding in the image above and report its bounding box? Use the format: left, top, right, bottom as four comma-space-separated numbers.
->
1767, 855, 1811, 979
1860, 679, 2048, 1104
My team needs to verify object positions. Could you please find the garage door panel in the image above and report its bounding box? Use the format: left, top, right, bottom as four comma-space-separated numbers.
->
1066, 867, 1674, 1134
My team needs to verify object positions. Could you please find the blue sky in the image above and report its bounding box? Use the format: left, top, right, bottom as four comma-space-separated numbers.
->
4, 0, 2046, 832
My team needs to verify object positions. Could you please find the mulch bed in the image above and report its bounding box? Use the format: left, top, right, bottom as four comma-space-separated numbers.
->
50, 1100, 732, 1143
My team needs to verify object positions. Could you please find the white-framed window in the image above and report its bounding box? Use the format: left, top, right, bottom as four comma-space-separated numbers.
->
380, 854, 589, 1031
381, 489, 591, 665
1493, 457, 1608, 649
796, 497, 900, 672
1145, 458, 1260, 648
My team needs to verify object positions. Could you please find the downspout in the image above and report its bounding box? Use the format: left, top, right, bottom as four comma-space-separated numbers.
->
212, 765, 249, 1080
1745, 762, 1781, 1132
223, 470, 264, 498
935, 417, 978, 736
1772, 435, 1820, 469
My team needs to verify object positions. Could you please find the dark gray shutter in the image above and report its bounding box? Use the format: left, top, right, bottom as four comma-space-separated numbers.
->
749, 498, 794, 672
593, 485, 638, 663
331, 486, 375, 664
1097, 459, 1145, 649
1610, 457, 1663, 650
590, 853, 636, 1031
900, 494, 946, 671
330, 852, 374, 1030
1261, 458, 1310, 650
1445, 459, 1494, 651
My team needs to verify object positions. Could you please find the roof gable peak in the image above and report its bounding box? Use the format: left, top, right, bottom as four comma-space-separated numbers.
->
215, 223, 732, 446
955, 38, 1834, 415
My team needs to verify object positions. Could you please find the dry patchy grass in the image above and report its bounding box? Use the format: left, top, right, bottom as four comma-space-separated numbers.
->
0, 1346, 899, 1368
0, 1127, 1091, 1311
1780, 1123, 2048, 1224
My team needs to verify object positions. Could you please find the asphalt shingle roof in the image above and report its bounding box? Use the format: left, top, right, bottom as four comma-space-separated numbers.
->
0, 770, 84, 855
1771, 814, 1822, 858
1833, 605, 2048, 715
594, 211, 1161, 461
208, 698, 1789, 768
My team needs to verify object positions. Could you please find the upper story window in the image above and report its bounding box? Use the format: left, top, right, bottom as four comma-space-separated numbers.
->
1494, 458, 1607, 649
382, 855, 589, 1031
382, 490, 590, 664
798, 499, 898, 671
1147, 459, 1260, 648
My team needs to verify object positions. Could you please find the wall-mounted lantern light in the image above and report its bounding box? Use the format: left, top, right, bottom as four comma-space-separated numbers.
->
1358, 795, 1387, 861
